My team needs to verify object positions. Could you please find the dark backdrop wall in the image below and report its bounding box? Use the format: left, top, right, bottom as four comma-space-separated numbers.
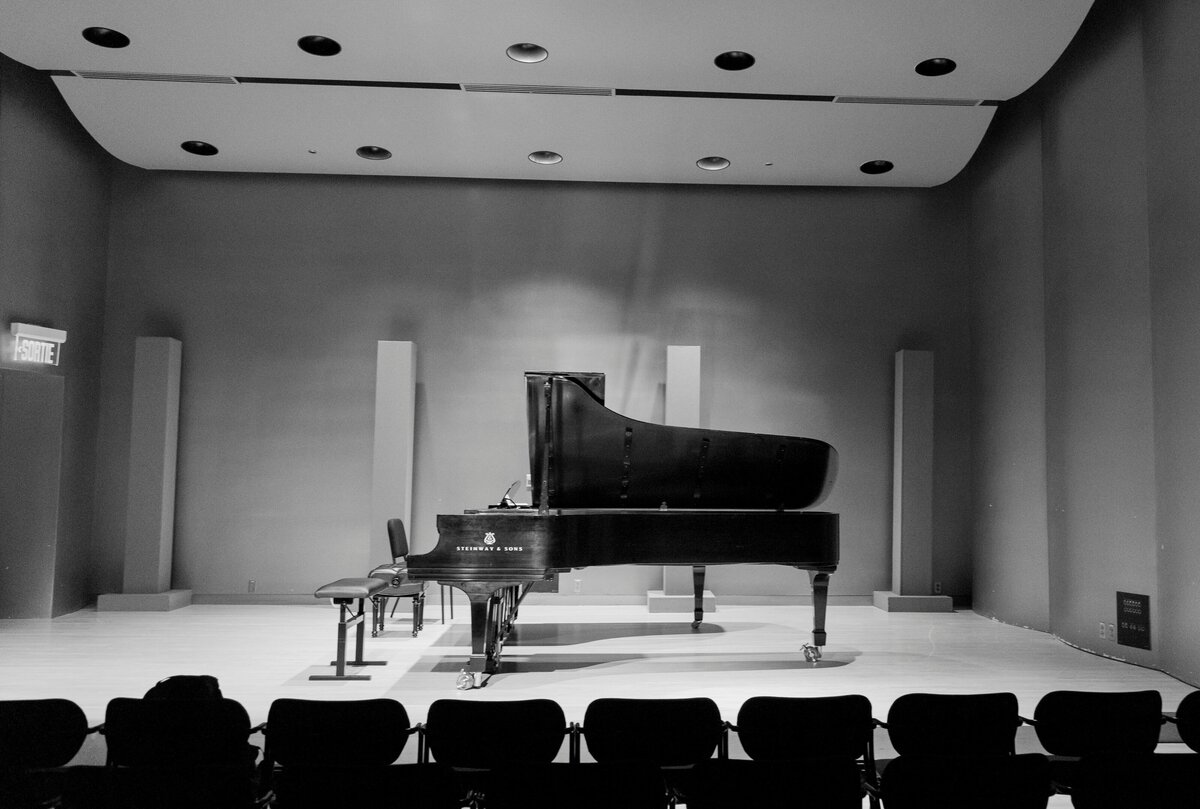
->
0, 54, 112, 616
92, 169, 973, 604
968, 0, 1200, 684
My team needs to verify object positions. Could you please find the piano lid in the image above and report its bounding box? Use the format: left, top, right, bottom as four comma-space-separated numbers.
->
525, 372, 837, 511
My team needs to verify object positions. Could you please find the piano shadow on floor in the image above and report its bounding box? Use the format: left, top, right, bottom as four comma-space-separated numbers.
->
431, 621, 738, 648
414, 650, 855, 677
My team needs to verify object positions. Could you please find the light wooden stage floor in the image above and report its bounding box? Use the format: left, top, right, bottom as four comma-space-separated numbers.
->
2, 603, 1194, 806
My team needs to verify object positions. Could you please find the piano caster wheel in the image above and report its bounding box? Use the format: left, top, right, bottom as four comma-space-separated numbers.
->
455, 669, 492, 690
802, 643, 822, 663
690, 620, 701, 630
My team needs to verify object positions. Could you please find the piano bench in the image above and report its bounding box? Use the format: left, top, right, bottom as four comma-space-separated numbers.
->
310, 577, 389, 681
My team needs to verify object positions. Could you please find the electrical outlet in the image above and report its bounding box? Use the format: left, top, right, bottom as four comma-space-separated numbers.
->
526, 473, 532, 489
248, 579, 256, 593
1107, 623, 1116, 641
573, 578, 582, 593
1099, 621, 1106, 639
933, 581, 942, 595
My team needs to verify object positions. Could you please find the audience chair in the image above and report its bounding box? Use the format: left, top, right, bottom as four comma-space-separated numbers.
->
878, 752, 1052, 809
485, 760, 669, 809
1068, 750, 1197, 809
577, 696, 726, 806
0, 698, 98, 809
688, 756, 865, 809
1168, 689, 1200, 752
423, 698, 569, 807
97, 695, 265, 808
1029, 689, 1163, 795
876, 692, 1050, 809
730, 694, 878, 807
369, 518, 428, 638
262, 697, 457, 809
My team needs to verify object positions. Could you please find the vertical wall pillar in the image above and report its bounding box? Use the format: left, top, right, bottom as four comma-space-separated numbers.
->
0, 369, 64, 618
874, 349, 951, 612
370, 342, 416, 565
648, 346, 715, 613
99, 337, 190, 611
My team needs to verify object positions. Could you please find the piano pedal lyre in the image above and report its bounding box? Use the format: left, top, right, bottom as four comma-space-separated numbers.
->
801, 643, 822, 663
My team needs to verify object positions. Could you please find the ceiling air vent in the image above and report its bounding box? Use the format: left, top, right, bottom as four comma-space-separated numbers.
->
833, 96, 981, 106
461, 83, 613, 96
72, 70, 239, 84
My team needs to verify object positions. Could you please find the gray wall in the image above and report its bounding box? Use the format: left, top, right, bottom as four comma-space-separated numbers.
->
967, 0, 1200, 683
90, 168, 973, 602
0, 55, 112, 616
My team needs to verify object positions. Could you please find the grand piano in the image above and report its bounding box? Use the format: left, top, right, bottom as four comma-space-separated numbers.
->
407, 371, 839, 688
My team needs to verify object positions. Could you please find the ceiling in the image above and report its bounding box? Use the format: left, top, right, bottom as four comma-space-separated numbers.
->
0, 1, 1095, 187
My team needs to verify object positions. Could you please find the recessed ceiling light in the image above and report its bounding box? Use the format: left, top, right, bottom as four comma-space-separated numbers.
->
714, 51, 755, 71
298, 35, 342, 56
860, 160, 894, 175
82, 27, 130, 49
356, 145, 391, 160
696, 156, 731, 171
507, 43, 549, 63
915, 57, 957, 77
180, 141, 218, 156
528, 151, 563, 165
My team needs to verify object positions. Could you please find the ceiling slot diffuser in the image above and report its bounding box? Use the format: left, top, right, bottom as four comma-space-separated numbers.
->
833, 95, 981, 106
461, 83, 613, 96
72, 70, 239, 84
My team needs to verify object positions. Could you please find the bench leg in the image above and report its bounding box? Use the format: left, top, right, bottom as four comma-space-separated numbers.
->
309, 597, 387, 681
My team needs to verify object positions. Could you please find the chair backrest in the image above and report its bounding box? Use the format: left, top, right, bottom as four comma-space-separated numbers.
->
266, 698, 412, 767
0, 698, 90, 767
1175, 690, 1200, 752
736, 694, 873, 762
1031, 690, 1162, 755
886, 692, 1020, 756
387, 518, 410, 560
103, 696, 252, 767
581, 697, 724, 766
424, 699, 567, 767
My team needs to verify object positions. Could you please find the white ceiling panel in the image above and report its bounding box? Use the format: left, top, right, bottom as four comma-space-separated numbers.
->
1, 1, 1093, 186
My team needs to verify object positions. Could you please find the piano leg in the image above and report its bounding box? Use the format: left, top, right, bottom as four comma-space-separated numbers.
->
691, 565, 706, 629
804, 569, 831, 662
453, 581, 533, 689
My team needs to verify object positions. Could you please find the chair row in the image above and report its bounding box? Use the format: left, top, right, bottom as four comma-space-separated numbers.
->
3, 688, 1198, 808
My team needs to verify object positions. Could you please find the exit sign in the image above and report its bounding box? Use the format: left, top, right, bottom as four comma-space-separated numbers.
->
9, 323, 67, 367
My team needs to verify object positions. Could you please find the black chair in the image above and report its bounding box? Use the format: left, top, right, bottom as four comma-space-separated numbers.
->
1069, 750, 1198, 809
731, 694, 877, 806
879, 752, 1052, 809
577, 697, 726, 806
370, 517, 428, 637
96, 696, 265, 808
263, 697, 457, 809
0, 698, 97, 809
877, 692, 1050, 809
1168, 689, 1200, 752
688, 757, 864, 809
422, 698, 570, 807
485, 760, 669, 809
1029, 689, 1163, 795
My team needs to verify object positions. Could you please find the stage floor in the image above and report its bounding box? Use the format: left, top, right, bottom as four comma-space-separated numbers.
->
2, 602, 1193, 805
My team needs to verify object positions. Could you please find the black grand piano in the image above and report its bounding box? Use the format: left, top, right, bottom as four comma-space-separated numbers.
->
407, 372, 839, 688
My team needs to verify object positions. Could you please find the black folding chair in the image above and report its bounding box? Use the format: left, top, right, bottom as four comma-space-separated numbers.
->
0, 698, 98, 809
423, 698, 570, 807
577, 697, 726, 807
730, 694, 877, 807
876, 692, 1050, 809
263, 697, 456, 809
98, 696, 265, 808
1029, 689, 1163, 795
